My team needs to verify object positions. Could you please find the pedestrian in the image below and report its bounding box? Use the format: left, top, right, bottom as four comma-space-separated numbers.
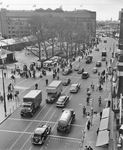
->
100, 111, 102, 120
7, 92, 13, 101
46, 79, 48, 85
97, 128, 99, 135
35, 83, 38, 90
106, 61, 108, 66
87, 120, 91, 130
0, 92, 3, 102
4, 72, 6, 78
14, 92, 20, 108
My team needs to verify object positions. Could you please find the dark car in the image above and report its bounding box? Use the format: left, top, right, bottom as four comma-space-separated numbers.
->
101, 57, 106, 61
62, 78, 71, 86
96, 61, 102, 67
31, 124, 51, 145
56, 95, 69, 107
70, 84, 81, 93
62, 67, 73, 75
85, 55, 93, 64
95, 48, 99, 51
82, 72, 90, 79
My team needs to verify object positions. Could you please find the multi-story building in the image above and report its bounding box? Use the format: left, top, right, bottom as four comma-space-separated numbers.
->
0, 8, 96, 39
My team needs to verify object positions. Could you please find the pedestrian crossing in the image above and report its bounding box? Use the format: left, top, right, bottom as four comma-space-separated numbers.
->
14, 86, 29, 90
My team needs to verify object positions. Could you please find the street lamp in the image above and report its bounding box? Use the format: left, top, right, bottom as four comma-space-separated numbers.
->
2, 69, 7, 117
0, 53, 7, 117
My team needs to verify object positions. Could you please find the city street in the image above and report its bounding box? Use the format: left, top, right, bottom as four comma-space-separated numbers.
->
0, 38, 117, 150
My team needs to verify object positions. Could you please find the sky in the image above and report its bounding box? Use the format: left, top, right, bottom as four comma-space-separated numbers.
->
1, 0, 123, 21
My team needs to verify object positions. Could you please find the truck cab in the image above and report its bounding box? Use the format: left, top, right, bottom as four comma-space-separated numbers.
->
57, 109, 75, 133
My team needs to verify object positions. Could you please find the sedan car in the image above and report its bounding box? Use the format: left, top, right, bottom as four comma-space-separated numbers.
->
78, 68, 84, 74
62, 67, 73, 75
70, 84, 81, 93
93, 67, 98, 73
95, 48, 99, 51
31, 124, 51, 145
82, 72, 90, 79
56, 95, 69, 107
96, 61, 102, 67
74, 65, 80, 71
101, 57, 106, 61
62, 78, 71, 86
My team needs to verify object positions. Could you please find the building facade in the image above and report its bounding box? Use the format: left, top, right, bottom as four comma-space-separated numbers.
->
0, 8, 96, 39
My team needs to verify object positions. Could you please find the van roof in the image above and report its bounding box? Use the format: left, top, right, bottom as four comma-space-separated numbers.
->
48, 80, 62, 87
24, 90, 41, 98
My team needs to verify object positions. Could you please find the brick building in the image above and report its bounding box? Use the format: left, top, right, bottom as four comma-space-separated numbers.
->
0, 8, 96, 40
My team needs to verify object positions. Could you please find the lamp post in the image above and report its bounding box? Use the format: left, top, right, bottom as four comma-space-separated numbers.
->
2, 69, 7, 117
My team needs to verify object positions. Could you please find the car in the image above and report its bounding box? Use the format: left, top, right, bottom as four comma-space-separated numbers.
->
62, 67, 73, 75
101, 57, 106, 61
56, 95, 69, 107
82, 72, 90, 79
78, 68, 84, 74
85, 55, 93, 64
93, 67, 98, 73
96, 61, 102, 67
70, 84, 81, 93
95, 48, 99, 51
31, 124, 51, 145
74, 65, 80, 71
62, 78, 71, 86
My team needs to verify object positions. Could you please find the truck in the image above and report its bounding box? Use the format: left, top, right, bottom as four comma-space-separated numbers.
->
46, 80, 62, 103
57, 109, 75, 133
20, 90, 42, 117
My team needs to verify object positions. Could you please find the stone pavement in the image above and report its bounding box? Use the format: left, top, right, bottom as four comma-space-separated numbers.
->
82, 113, 107, 150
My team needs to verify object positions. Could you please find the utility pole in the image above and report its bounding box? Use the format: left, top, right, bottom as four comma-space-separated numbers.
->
2, 70, 7, 117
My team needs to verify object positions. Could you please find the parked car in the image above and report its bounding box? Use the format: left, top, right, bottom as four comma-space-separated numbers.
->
31, 124, 51, 145
95, 48, 99, 51
62, 67, 73, 75
56, 95, 69, 107
62, 78, 71, 86
74, 65, 80, 71
96, 61, 102, 67
70, 84, 81, 93
93, 67, 98, 73
101, 57, 106, 61
82, 72, 90, 79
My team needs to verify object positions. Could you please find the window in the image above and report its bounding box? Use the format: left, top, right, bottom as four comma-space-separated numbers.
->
8, 21, 10, 25
12, 26, 15, 29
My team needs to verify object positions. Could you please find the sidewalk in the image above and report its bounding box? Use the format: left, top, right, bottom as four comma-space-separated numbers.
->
83, 113, 107, 150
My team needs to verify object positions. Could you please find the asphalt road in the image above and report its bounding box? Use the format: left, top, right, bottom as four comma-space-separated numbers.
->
0, 37, 117, 150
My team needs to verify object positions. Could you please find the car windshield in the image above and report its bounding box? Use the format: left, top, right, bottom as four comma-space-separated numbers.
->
83, 73, 87, 76
71, 85, 77, 88
58, 97, 65, 102
34, 134, 41, 138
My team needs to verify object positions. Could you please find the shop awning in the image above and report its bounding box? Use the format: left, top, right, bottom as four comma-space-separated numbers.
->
99, 117, 109, 131
102, 108, 110, 119
96, 130, 109, 147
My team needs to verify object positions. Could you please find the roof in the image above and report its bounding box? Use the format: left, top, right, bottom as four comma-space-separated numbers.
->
96, 130, 109, 147
48, 80, 62, 87
24, 90, 41, 98
102, 108, 110, 119
99, 117, 109, 131
71, 84, 78, 86
35, 125, 47, 134
0, 48, 13, 55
